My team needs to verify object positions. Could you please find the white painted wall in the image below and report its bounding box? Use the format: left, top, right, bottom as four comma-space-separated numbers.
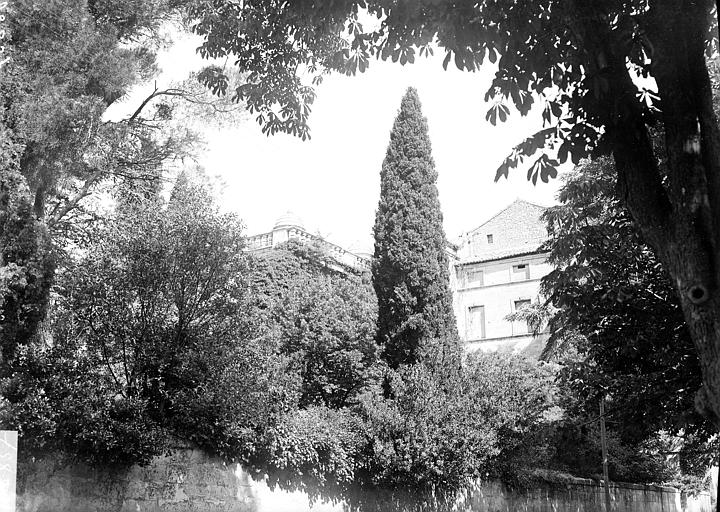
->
453, 252, 552, 353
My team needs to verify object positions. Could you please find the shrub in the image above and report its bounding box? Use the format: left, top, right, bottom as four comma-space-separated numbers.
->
261, 406, 366, 490
0, 344, 167, 467
357, 352, 558, 490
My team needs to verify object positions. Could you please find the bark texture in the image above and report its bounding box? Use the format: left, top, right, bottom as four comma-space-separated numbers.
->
577, 0, 720, 430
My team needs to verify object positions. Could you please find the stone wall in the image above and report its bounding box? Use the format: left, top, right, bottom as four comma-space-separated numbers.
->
468, 479, 711, 512
18, 449, 253, 512
16, 448, 712, 512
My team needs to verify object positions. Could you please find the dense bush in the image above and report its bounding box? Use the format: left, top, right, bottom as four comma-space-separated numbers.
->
262, 406, 367, 488
357, 364, 497, 489
542, 415, 674, 484
227, 350, 561, 498
246, 240, 380, 409
168, 338, 300, 462
0, 170, 55, 367
0, 344, 167, 466
279, 274, 379, 408
0, 175, 295, 466
354, 352, 559, 490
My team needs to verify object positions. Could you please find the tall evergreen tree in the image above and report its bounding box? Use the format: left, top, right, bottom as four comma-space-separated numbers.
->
372, 87, 458, 369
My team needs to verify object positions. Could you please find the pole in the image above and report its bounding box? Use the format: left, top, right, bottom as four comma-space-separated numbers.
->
600, 397, 612, 512
714, 463, 719, 512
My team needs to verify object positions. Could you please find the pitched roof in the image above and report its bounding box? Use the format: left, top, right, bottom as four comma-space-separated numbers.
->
466, 199, 548, 235
457, 199, 549, 263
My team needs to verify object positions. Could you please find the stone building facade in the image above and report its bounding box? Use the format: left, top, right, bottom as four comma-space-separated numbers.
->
453, 199, 551, 356
245, 211, 371, 273
247, 200, 551, 355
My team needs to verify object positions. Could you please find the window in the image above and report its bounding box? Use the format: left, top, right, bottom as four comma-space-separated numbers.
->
512, 263, 530, 280
513, 299, 532, 334
487, 234, 494, 244
466, 306, 486, 340
465, 269, 484, 287
514, 299, 531, 311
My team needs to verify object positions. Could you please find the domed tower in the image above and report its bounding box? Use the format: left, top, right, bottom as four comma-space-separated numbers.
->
270, 210, 306, 246
273, 211, 305, 231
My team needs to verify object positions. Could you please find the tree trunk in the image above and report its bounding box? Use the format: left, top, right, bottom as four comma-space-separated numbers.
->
641, 0, 720, 431
543, 1, 720, 500
576, 0, 720, 434
33, 184, 46, 220
715, 460, 719, 512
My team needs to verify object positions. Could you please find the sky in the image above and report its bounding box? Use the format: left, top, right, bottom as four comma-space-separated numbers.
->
110, 32, 564, 254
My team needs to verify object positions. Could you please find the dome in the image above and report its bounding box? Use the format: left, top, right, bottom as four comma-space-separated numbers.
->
347, 240, 373, 260
273, 211, 304, 230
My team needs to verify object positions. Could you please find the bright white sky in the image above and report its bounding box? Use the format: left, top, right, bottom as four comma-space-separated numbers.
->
110, 32, 564, 254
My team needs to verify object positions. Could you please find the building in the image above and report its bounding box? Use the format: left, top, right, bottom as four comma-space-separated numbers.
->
247, 200, 552, 356
453, 199, 551, 356
245, 211, 371, 273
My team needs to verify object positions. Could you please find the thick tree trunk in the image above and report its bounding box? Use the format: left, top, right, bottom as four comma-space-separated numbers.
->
556, 3, 720, 505
670, 264, 720, 428
576, 0, 720, 432
643, 0, 720, 430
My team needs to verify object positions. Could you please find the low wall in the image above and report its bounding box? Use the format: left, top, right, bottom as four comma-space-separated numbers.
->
16, 448, 712, 512
469, 479, 710, 512
18, 449, 251, 512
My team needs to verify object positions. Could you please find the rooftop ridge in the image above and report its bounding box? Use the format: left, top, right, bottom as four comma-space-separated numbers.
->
463, 198, 549, 236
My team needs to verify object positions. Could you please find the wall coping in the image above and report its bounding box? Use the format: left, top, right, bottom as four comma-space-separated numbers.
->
514, 470, 710, 497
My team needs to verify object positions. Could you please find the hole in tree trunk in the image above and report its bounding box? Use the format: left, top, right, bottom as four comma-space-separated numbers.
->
688, 285, 709, 304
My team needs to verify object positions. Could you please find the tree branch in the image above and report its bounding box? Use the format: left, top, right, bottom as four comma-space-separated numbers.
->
570, 1, 671, 248
48, 168, 105, 228
126, 83, 189, 122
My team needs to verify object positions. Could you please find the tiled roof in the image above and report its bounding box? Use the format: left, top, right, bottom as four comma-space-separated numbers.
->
466, 199, 547, 233
456, 247, 549, 266
457, 199, 549, 263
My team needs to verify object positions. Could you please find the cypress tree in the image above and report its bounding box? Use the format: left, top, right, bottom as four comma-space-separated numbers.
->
372, 87, 458, 369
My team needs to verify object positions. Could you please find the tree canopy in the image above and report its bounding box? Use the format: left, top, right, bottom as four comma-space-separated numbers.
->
0, 174, 294, 465
189, 0, 720, 429
537, 157, 716, 476
0, 0, 249, 372
245, 240, 379, 409
372, 88, 458, 369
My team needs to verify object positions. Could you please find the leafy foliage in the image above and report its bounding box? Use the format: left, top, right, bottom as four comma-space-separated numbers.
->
355, 352, 558, 490
0, 169, 55, 367
189, 0, 720, 428
186, 0, 706, 175
537, 159, 716, 479
372, 88, 458, 369
1, 175, 292, 465
5, 1, 172, 219
0, 343, 167, 466
187, 0, 351, 139
0, 0, 240, 369
279, 274, 379, 409
3, 0, 246, 234
262, 406, 367, 489
244, 240, 379, 409
542, 412, 678, 484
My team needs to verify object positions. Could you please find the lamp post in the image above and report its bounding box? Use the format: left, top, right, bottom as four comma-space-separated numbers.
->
599, 397, 611, 512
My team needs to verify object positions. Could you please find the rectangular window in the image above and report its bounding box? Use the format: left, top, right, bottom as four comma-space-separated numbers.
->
487, 234, 494, 244
465, 269, 484, 287
466, 305, 486, 340
513, 299, 532, 334
512, 263, 530, 281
